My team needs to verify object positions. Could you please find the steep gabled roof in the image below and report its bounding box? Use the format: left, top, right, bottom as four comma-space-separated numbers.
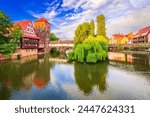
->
113, 34, 124, 40
136, 26, 150, 36
14, 20, 31, 31
13, 20, 40, 39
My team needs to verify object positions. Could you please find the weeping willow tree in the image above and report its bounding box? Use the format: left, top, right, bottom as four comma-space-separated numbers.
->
68, 35, 108, 63
69, 14, 108, 63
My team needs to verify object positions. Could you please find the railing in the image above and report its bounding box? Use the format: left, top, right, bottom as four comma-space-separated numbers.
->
108, 44, 150, 48
22, 44, 39, 49
49, 44, 74, 47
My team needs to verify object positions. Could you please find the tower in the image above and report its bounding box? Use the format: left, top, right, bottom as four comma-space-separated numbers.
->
34, 18, 50, 53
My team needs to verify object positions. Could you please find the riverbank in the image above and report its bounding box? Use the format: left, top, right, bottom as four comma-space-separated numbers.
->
1, 50, 150, 62
0, 52, 46, 62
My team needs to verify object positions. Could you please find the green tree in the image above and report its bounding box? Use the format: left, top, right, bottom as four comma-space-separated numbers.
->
96, 14, 106, 36
11, 27, 23, 52
89, 20, 95, 36
0, 10, 12, 54
74, 24, 82, 44
71, 14, 108, 63
50, 33, 58, 41
82, 22, 90, 40
68, 35, 108, 63
0, 10, 12, 45
0, 10, 23, 54
74, 22, 90, 45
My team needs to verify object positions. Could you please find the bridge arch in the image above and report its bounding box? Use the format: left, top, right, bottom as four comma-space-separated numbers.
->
49, 40, 74, 54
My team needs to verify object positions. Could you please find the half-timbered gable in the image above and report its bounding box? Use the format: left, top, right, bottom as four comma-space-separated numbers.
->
13, 20, 39, 57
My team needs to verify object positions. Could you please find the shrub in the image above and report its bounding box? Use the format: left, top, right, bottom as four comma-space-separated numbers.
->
50, 48, 59, 57
68, 51, 75, 60
51, 48, 58, 53
86, 52, 97, 63
74, 44, 84, 62
17, 54, 21, 59
96, 52, 102, 61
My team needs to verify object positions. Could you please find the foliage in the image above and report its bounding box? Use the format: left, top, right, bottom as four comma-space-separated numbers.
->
0, 10, 23, 54
86, 52, 97, 63
50, 47, 59, 57
96, 14, 106, 36
50, 33, 58, 41
70, 14, 108, 63
11, 27, 23, 52
0, 10, 12, 54
69, 35, 108, 63
89, 20, 95, 36
74, 44, 84, 62
74, 22, 90, 45
68, 51, 75, 60
17, 54, 21, 60
0, 10, 12, 44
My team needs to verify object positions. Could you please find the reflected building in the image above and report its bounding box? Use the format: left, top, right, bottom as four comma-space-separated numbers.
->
74, 62, 108, 95
33, 54, 51, 88
108, 52, 150, 80
0, 55, 52, 99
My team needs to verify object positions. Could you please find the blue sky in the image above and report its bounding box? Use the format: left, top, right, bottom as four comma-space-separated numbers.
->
0, 0, 150, 39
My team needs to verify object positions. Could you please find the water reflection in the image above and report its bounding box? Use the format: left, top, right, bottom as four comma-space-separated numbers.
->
108, 52, 150, 77
0, 55, 51, 99
74, 62, 108, 95
0, 52, 150, 100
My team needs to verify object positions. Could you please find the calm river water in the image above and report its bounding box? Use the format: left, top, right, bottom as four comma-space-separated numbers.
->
0, 52, 150, 100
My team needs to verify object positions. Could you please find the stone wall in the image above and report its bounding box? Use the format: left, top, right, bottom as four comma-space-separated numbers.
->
11, 49, 38, 59
20, 49, 38, 57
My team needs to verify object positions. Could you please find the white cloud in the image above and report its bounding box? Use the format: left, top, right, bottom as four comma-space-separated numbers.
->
30, 10, 57, 21
62, 0, 108, 11
29, 0, 150, 40
52, 9, 98, 39
53, 0, 108, 39
52, 23, 80, 40
129, 0, 150, 7
60, 22, 67, 26
82, 0, 108, 10
107, 6, 150, 37
62, 0, 77, 9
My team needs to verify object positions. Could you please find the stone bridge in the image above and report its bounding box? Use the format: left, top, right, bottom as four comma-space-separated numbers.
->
108, 44, 150, 51
49, 40, 150, 53
49, 40, 74, 53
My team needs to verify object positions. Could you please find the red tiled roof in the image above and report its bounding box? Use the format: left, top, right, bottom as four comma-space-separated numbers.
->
35, 18, 50, 24
14, 20, 40, 40
113, 34, 124, 40
14, 20, 31, 30
127, 38, 132, 41
33, 78, 46, 88
136, 26, 150, 36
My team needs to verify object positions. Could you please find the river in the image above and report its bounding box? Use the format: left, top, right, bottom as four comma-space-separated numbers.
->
0, 52, 150, 100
